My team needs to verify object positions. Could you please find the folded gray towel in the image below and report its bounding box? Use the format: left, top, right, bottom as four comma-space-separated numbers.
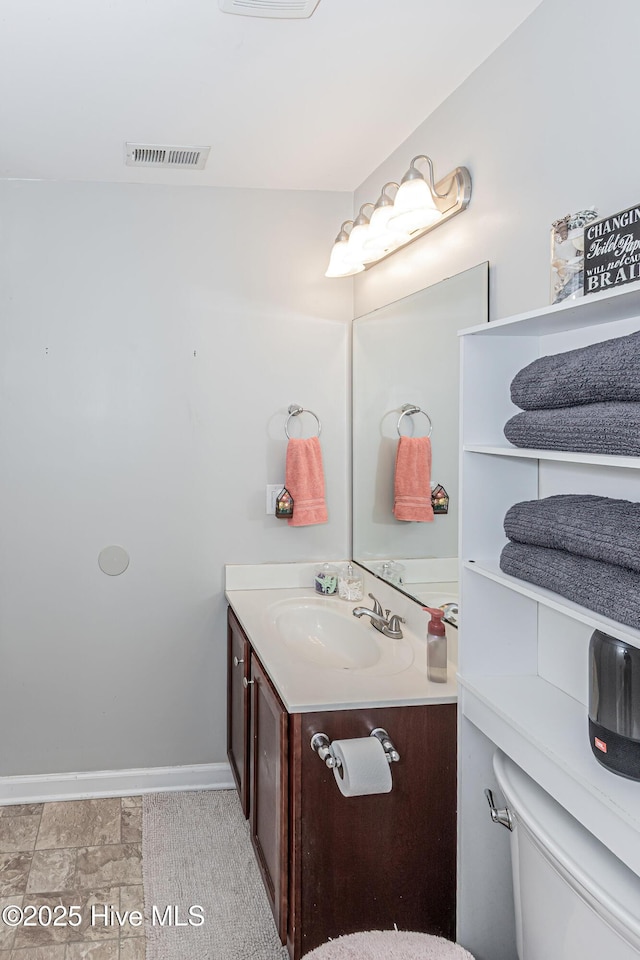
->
504, 494, 640, 573
510, 330, 640, 410
504, 401, 640, 455
500, 542, 640, 630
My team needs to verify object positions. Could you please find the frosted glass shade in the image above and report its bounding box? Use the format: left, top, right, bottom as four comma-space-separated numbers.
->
325, 239, 364, 278
388, 178, 442, 235
347, 221, 374, 263
368, 203, 395, 236
363, 204, 410, 258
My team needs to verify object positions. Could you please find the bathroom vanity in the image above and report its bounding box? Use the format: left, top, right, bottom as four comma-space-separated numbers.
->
226, 578, 458, 959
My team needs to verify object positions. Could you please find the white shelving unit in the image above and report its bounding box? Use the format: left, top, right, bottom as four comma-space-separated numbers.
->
456, 282, 640, 960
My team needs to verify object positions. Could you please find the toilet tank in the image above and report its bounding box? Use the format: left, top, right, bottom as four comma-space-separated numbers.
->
493, 751, 640, 960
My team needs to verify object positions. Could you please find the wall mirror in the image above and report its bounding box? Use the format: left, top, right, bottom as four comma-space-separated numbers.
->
352, 262, 489, 603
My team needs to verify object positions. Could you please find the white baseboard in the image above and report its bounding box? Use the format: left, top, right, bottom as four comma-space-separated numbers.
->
0, 762, 234, 805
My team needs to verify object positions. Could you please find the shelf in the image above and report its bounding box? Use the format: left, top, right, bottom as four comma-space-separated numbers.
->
458, 281, 640, 908
459, 674, 640, 876
463, 559, 640, 649
459, 280, 640, 338
463, 443, 640, 470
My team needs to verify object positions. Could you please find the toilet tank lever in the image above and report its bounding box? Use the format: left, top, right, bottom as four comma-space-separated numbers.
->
485, 788, 513, 831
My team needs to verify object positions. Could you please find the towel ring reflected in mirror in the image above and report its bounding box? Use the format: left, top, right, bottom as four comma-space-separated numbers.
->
285, 403, 322, 439
396, 404, 433, 438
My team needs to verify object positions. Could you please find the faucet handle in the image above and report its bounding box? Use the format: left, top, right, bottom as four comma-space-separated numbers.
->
387, 614, 405, 634
368, 593, 383, 616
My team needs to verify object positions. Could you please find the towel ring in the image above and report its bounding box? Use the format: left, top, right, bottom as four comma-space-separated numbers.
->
396, 403, 432, 438
285, 404, 322, 439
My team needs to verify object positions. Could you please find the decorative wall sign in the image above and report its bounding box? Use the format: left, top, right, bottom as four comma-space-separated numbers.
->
584, 202, 640, 295
550, 208, 598, 304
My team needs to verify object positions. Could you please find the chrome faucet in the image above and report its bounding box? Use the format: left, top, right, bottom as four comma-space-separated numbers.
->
353, 593, 406, 639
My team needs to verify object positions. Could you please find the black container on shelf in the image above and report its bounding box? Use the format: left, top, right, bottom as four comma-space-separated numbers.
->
589, 629, 640, 780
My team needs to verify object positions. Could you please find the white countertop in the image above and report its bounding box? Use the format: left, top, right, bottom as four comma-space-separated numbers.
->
226, 583, 458, 713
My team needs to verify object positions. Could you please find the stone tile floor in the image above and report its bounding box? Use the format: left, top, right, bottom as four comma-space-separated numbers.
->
0, 797, 144, 959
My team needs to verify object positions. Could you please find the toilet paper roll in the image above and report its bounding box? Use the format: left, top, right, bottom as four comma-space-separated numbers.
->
332, 737, 393, 797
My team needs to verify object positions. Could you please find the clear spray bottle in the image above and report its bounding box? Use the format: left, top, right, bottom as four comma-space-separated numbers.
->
423, 606, 447, 683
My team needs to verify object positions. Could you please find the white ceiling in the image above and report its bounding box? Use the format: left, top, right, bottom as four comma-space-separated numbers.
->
0, 0, 542, 191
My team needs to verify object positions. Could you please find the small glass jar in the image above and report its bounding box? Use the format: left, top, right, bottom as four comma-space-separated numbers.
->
378, 560, 405, 586
314, 563, 339, 597
338, 563, 364, 602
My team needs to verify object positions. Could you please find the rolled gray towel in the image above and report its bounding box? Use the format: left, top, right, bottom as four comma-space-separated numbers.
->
500, 542, 640, 630
510, 329, 640, 410
504, 494, 640, 573
504, 401, 640, 455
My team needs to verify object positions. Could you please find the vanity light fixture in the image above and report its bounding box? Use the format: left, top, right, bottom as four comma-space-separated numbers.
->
325, 155, 471, 278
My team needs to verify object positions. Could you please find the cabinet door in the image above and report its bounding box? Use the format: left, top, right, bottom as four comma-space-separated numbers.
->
250, 652, 289, 944
227, 608, 250, 817
289, 703, 457, 957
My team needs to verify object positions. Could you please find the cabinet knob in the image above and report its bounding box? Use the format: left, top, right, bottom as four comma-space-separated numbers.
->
233, 656, 244, 667
243, 677, 255, 688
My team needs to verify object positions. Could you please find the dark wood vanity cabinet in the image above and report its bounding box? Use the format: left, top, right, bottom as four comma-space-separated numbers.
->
249, 653, 289, 943
227, 607, 289, 937
227, 608, 251, 816
227, 607, 457, 959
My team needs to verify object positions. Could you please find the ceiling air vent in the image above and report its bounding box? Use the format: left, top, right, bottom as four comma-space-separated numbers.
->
125, 143, 211, 170
218, 0, 320, 18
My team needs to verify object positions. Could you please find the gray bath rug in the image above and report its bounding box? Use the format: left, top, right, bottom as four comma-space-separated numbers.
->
142, 790, 289, 960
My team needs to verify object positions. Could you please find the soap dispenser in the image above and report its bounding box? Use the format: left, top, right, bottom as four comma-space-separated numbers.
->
423, 607, 447, 683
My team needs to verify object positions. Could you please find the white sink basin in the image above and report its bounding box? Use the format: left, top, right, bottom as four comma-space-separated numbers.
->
267, 598, 414, 676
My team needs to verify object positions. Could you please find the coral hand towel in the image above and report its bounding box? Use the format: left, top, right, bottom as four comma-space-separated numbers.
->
285, 436, 328, 526
393, 435, 434, 522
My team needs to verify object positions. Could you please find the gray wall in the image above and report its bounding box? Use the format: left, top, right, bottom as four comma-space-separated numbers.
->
0, 180, 351, 775
354, 0, 638, 320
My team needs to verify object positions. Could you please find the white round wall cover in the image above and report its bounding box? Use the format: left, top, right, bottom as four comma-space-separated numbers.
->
98, 545, 130, 576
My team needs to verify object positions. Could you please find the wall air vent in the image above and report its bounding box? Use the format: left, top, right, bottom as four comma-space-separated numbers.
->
218, 0, 320, 18
125, 144, 211, 170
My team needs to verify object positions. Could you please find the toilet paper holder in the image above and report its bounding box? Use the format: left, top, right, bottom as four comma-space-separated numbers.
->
310, 728, 400, 768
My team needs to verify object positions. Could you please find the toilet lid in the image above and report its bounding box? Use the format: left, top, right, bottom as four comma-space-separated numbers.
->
303, 930, 475, 959
494, 751, 640, 948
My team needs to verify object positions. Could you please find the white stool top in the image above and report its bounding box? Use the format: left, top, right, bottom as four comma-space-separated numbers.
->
304, 930, 475, 959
